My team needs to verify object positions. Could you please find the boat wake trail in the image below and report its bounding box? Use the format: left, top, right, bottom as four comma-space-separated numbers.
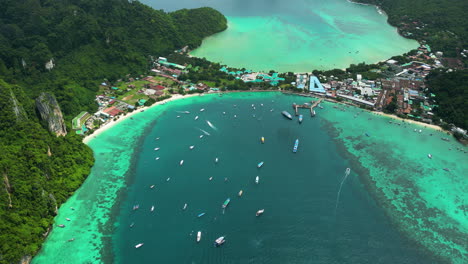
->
335, 168, 351, 214
197, 128, 211, 136
206, 120, 218, 131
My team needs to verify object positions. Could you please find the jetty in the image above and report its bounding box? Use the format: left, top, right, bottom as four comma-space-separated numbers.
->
293, 98, 324, 116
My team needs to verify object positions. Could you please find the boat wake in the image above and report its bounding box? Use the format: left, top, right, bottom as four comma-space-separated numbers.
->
197, 128, 211, 136
206, 120, 218, 131
335, 168, 351, 214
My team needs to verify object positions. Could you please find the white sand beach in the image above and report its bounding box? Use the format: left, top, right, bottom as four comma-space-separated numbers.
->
83, 93, 201, 144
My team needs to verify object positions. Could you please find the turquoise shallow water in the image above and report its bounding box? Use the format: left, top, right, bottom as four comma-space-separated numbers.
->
33, 92, 467, 263
142, 0, 418, 72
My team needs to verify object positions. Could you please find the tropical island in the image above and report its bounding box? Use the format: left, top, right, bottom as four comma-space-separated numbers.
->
0, 0, 466, 263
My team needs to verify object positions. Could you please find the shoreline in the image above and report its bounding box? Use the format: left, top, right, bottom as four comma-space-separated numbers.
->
84, 90, 450, 146
83, 93, 201, 144
372, 111, 446, 132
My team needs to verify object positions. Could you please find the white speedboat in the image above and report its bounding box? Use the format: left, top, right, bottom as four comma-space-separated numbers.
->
166, 178, 171, 182
180, 160, 184, 166
189, 146, 195, 150
428, 154, 432, 159
135, 243, 144, 249
238, 190, 243, 197
195, 116, 199, 120
256, 209, 265, 216
183, 203, 187, 210
197, 231, 201, 242
209, 177, 213, 181
150, 205, 154, 212
150, 185, 155, 189
155, 157, 160, 160
200, 108, 205, 112
255, 176, 259, 184
214, 236, 225, 247
215, 157, 219, 163
154, 147, 160, 151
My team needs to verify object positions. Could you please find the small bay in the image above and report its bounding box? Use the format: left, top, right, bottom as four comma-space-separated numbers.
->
141, 0, 419, 72
33, 92, 467, 263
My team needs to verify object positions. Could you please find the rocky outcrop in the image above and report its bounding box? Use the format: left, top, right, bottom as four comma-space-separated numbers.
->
35, 93, 67, 136
10, 90, 27, 121
20, 255, 31, 264
3, 172, 12, 208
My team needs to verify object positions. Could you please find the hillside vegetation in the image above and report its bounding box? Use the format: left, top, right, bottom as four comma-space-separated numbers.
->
355, 0, 467, 59
0, 0, 227, 263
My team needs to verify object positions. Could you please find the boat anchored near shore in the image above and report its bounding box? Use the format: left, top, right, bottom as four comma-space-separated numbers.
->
256, 209, 265, 216
214, 236, 225, 247
293, 139, 299, 153
257, 161, 264, 168
282, 111, 293, 120
222, 198, 231, 209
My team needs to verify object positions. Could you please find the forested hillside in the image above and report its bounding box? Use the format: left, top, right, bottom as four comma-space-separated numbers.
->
355, 0, 467, 59
0, 0, 227, 118
426, 69, 468, 130
0, 1, 227, 263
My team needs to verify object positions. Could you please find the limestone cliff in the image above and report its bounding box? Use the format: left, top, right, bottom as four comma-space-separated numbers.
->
35, 92, 67, 136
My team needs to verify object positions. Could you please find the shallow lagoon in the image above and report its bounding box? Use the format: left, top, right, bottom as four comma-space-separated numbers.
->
142, 0, 418, 72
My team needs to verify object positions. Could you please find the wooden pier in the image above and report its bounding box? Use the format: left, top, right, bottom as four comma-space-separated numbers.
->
293, 98, 324, 116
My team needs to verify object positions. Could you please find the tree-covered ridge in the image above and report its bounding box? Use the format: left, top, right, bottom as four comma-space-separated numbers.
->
0, 80, 95, 264
354, 0, 467, 59
426, 69, 468, 130
0, 0, 227, 118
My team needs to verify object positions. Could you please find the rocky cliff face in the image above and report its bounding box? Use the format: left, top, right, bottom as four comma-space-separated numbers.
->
35, 93, 67, 136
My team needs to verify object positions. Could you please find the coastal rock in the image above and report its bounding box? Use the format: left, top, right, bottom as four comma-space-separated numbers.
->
20, 255, 31, 264
35, 93, 67, 136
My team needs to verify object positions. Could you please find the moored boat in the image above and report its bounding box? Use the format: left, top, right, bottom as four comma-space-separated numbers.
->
215, 157, 219, 163
133, 204, 139, 210
311, 110, 316, 117
58, 224, 65, 228
261, 137, 265, 144
428, 154, 432, 159
255, 176, 259, 184
197, 231, 201, 242
214, 236, 225, 247
299, 114, 303, 123
189, 145, 195, 150
197, 212, 206, 218
135, 243, 144, 249
150, 205, 154, 212
256, 209, 265, 216
282, 111, 293, 120
183, 203, 187, 210
257, 161, 264, 168
195, 116, 199, 120
180, 160, 184, 166
293, 139, 299, 153
238, 190, 243, 197
222, 198, 231, 209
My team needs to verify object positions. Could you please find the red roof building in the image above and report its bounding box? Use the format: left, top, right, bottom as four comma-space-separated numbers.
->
103, 106, 123, 117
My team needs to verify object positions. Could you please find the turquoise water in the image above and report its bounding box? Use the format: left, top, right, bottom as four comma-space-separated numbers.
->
33, 92, 467, 263
142, 0, 419, 72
